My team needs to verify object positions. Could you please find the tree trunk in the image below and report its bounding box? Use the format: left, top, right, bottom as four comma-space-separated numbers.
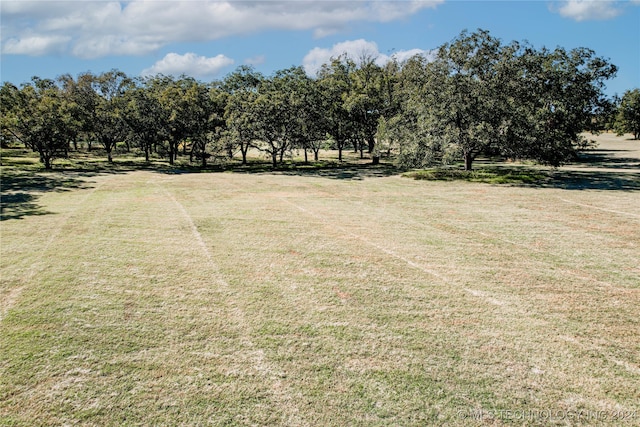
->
241, 146, 248, 165
144, 145, 150, 162
271, 151, 277, 168
168, 141, 176, 165
304, 149, 308, 164
464, 151, 473, 171
314, 149, 319, 161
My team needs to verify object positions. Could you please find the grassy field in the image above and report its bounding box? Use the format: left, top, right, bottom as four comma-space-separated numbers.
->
1, 134, 639, 425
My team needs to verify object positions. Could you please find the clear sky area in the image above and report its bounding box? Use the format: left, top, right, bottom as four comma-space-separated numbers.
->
1, 1, 639, 96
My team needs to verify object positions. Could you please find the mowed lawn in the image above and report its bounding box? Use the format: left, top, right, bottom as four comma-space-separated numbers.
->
1, 137, 639, 425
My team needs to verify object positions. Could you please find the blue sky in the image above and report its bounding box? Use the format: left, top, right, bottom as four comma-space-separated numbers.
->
1, 1, 638, 96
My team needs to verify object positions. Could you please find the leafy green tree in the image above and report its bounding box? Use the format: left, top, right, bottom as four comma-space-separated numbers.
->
507, 45, 617, 166
123, 79, 168, 162
89, 70, 134, 162
224, 89, 259, 165
298, 77, 328, 163
0, 78, 76, 169
187, 82, 227, 167
56, 73, 91, 153
317, 56, 357, 162
156, 76, 198, 165
424, 30, 512, 170
387, 54, 440, 168
391, 30, 617, 170
345, 55, 385, 159
272, 66, 325, 163
615, 89, 640, 139
222, 66, 263, 165
252, 70, 296, 168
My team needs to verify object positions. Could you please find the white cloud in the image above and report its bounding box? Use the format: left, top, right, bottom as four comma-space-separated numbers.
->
141, 52, 234, 79
302, 39, 431, 76
555, 0, 622, 21
2, 35, 70, 56
0, 0, 443, 57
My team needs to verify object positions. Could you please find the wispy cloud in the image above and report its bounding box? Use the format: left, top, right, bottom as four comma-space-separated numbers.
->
553, 0, 623, 21
1, 0, 442, 58
141, 52, 234, 79
303, 39, 432, 76
2, 35, 70, 56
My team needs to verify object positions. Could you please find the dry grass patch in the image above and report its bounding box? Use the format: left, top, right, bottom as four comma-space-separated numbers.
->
1, 135, 639, 425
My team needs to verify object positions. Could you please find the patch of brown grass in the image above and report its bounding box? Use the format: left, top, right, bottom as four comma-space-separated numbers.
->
1, 138, 639, 425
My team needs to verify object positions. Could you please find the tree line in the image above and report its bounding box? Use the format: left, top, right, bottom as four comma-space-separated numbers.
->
1, 29, 636, 171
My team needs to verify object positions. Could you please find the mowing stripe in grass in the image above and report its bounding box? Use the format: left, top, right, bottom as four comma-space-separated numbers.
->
559, 197, 640, 218
155, 177, 308, 427
1, 172, 110, 323
273, 178, 640, 386
276, 195, 448, 282
275, 194, 518, 311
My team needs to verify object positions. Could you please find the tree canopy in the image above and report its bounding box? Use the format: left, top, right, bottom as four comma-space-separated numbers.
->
1, 29, 623, 170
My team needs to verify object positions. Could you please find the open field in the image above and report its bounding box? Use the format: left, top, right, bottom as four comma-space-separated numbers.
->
1, 134, 639, 425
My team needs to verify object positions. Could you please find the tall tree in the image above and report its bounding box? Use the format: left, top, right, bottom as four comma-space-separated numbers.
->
187, 82, 227, 167
317, 56, 356, 162
90, 70, 134, 163
271, 66, 325, 163
222, 66, 263, 165
123, 79, 168, 162
391, 30, 617, 170
345, 55, 385, 159
504, 45, 617, 165
251, 70, 294, 168
156, 76, 199, 165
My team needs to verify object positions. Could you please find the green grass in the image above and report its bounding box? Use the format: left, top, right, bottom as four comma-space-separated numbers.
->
1, 137, 639, 425
403, 167, 547, 184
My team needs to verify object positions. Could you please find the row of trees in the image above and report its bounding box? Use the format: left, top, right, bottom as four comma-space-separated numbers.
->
1, 30, 634, 171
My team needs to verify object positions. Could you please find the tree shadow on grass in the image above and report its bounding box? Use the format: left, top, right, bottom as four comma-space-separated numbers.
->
0, 193, 50, 221
541, 170, 640, 191
275, 163, 399, 180
574, 149, 640, 170
402, 165, 640, 191
155, 159, 400, 180
0, 170, 96, 221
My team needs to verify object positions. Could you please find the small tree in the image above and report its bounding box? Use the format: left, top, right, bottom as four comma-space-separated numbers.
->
1, 79, 76, 169
615, 89, 640, 139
